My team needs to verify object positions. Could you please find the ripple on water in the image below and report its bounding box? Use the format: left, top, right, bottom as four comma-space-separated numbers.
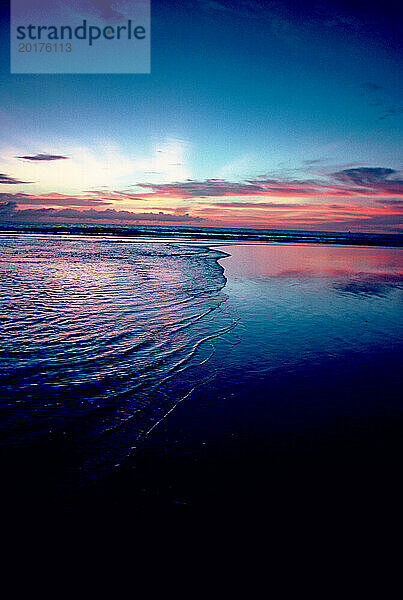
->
0, 235, 236, 482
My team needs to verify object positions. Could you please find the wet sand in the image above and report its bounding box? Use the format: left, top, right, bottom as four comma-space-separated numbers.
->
71, 243, 403, 530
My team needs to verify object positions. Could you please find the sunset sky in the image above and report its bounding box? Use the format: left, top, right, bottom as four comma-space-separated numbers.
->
0, 0, 402, 231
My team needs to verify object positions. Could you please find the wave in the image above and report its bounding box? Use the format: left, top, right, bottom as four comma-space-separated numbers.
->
0, 235, 237, 485
1, 221, 402, 246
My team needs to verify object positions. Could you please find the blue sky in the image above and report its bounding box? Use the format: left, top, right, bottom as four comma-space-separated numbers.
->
0, 1, 402, 230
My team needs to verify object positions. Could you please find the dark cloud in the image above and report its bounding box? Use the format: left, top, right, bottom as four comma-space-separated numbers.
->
138, 178, 316, 198
0, 173, 33, 185
0, 193, 29, 202
16, 153, 69, 161
0, 192, 111, 207
0, 201, 17, 216
0, 202, 203, 223
138, 179, 266, 197
20, 197, 110, 207
333, 167, 395, 184
302, 159, 326, 166
332, 168, 403, 195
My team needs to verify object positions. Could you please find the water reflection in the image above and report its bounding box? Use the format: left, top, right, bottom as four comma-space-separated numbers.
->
218, 243, 403, 280
216, 243, 403, 378
217, 243, 403, 299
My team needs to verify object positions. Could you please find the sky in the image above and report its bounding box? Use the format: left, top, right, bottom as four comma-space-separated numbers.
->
0, 0, 402, 232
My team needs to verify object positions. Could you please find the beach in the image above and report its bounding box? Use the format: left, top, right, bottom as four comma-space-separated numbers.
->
1, 234, 402, 529
86, 242, 403, 528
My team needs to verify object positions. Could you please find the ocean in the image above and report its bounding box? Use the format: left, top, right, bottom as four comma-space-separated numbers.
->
0, 226, 402, 526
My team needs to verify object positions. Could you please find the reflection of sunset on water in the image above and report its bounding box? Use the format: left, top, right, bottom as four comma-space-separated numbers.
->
218, 243, 403, 281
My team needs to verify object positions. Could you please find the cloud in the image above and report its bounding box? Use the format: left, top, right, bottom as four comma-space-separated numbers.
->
137, 178, 317, 199
375, 199, 403, 206
0, 202, 203, 223
302, 159, 327, 166
138, 179, 267, 197
332, 167, 396, 184
0, 201, 17, 216
205, 201, 319, 209
17, 153, 69, 162
134, 167, 403, 201
332, 168, 403, 195
97, 191, 147, 201
0, 173, 33, 185
1, 163, 402, 232
0, 192, 111, 207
